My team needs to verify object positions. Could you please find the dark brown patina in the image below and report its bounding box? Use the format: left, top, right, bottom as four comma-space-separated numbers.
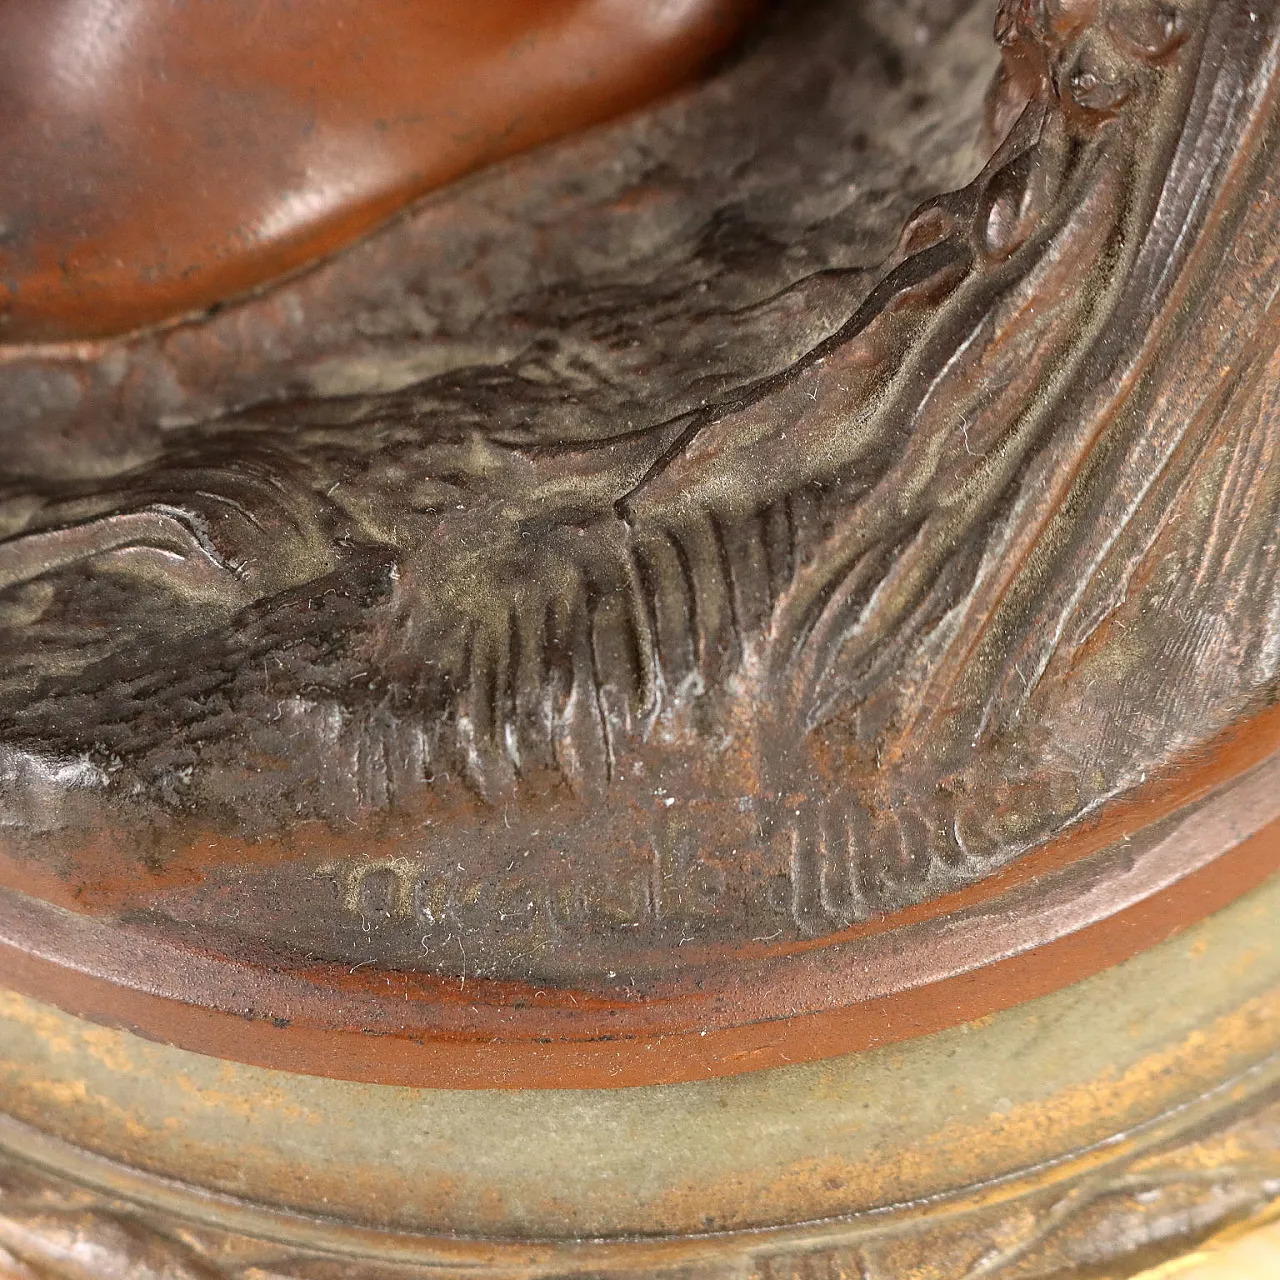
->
0, 0, 1277, 1092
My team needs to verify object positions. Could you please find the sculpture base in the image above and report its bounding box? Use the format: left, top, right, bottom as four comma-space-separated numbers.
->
3, 0, 1280, 1271
2, 868, 1280, 1279
2, 0, 1279, 1091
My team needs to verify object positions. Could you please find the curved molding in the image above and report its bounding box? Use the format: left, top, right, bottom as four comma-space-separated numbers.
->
0, 0, 1277, 1087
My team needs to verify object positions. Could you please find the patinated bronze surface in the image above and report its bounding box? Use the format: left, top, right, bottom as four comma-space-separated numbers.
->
2, 0, 1278, 1087
1, 0, 1279, 1273
0, 0, 762, 342
2, 872, 1279, 1277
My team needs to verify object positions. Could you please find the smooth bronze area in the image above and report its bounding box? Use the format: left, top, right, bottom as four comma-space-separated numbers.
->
0, 0, 761, 343
1, 0, 1279, 1276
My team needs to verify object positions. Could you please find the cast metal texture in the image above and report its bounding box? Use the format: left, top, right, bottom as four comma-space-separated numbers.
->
0, 0, 1278, 1083
1, 869, 1280, 1278
3, 0, 1280, 1272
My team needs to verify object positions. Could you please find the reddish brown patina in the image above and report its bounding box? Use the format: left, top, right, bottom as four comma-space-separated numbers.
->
1, 708, 1278, 1089
0, 0, 1277, 1094
0, 0, 761, 343
4, 0, 1280, 1275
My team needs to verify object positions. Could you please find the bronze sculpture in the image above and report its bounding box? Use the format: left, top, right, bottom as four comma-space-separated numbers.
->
1, 0, 1279, 1275
0, 0, 763, 341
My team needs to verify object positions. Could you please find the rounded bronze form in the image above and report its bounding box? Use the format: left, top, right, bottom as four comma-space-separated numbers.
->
0, 0, 761, 343
2, 0, 1280, 1271
1, 709, 1278, 1088
2, 866, 1279, 1276
1, 0, 1279, 1084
